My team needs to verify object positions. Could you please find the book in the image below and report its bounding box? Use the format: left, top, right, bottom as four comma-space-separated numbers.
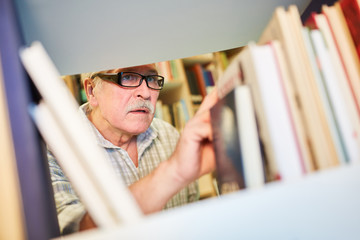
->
306, 12, 360, 163
239, 42, 304, 181
173, 59, 187, 81
210, 85, 245, 195
156, 61, 174, 82
172, 101, 186, 131
270, 39, 315, 173
210, 85, 265, 194
20, 41, 143, 228
161, 104, 173, 125
216, 53, 243, 99
235, 86, 265, 189
0, 53, 26, 240
1, 0, 60, 237
302, 27, 348, 164
155, 100, 164, 120
29, 101, 119, 227
168, 99, 190, 131
203, 69, 215, 87
185, 69, 202, 98
288, 5, 341, 169
259, 5, 339, 170
322, 3, 360, 117
310, 29, 360, 164
213, 51, 228, 80
169, 60, 179, 80
190, 63, 208, 98
339, 0, 360, 59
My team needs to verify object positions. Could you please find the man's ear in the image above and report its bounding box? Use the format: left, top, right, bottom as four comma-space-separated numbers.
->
84, 78, 98, 107
88, 84, 93, 96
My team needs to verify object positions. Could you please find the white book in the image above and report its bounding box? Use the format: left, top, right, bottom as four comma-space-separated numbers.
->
259, 6, 339, 170
312, 14, 360, 145
235, 85, 265, 189
270, 40, 314, 174
28, 101, 118, 227
322, 4, 360, 113
20, 41, 143, 228
302, 27, 347, 164
242, 42, 303, 181
310, 29, 360, 164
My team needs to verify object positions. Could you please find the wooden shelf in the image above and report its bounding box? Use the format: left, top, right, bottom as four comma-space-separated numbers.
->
159, 81, 186, 105
182, 54, 215, 67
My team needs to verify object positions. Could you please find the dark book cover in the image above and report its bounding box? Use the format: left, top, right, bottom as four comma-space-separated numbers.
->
185, 69, 201, 96
210, 89, 245, 194
0, 0, 60, 239
191, 64, 208, 98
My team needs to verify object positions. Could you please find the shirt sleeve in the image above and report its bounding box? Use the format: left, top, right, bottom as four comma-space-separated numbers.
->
47, 150, 86, 235
154, 118, 200, 207
165, 121, 200, 203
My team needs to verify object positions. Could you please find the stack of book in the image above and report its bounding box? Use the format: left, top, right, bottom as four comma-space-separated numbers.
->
211, 0, 360, 195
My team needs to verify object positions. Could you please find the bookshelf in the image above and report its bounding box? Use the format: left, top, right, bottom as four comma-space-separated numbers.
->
55, 163, 360, 239
159, 82, 184, 104
156, 59, 195, 130
2, 0, 359, 239
183, 53, 215, 66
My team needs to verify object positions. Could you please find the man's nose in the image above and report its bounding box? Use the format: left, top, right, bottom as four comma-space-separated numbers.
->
135, 78, 151, 98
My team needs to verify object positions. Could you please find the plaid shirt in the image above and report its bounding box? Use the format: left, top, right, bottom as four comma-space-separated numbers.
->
48, 103, 199, 234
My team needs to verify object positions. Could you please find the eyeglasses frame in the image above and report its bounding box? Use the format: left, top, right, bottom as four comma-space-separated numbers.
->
91, 72, 164, 90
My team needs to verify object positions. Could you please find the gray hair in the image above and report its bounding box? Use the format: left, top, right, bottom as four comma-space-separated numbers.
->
81, 71, 103, 88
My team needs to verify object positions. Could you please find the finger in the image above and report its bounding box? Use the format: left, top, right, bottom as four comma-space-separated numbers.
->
196, 87, 219, 115
185, 111, 212, 137
185, 119, 212, 142
200, 143, 216, 175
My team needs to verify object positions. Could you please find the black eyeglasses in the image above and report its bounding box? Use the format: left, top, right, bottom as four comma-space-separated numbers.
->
91, 72, 164, 90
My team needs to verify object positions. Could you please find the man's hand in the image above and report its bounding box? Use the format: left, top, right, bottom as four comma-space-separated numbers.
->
129, 88, 219, 215
171, 88, 219, 185
79, 212, 97, 231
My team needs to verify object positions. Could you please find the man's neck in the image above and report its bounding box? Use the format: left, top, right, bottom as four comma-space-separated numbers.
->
88, 109, 140, 166
88, 108, 136, 148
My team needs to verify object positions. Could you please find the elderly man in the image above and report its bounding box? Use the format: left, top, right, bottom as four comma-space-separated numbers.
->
48, 63, 218, 234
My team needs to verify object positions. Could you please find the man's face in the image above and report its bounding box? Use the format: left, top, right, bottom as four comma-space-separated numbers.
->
92, 64, 160, 136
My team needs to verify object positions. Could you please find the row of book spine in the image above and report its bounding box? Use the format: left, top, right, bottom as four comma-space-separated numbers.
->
155, 99, 190, 132
212, 0, 360, 195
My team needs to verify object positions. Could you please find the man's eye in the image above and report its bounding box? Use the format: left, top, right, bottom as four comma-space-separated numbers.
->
147, 76, 156, 82
122, 74, 137, 81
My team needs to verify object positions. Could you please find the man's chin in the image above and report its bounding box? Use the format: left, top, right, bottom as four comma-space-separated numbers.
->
127, 121, 152, 134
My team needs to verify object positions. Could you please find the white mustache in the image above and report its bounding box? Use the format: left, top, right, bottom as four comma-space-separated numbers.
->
126, 100, 154, 114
